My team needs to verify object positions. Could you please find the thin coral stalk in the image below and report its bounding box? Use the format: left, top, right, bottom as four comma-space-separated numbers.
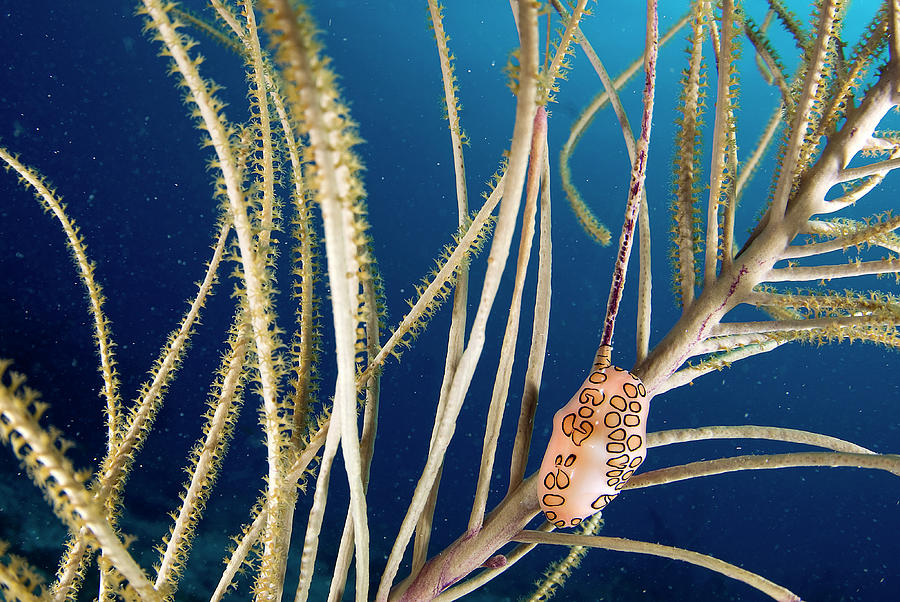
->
647, 425, 876, 454
0, 148, 121, 450
703, 0, 736, 283
509, 136, 553, 493
513, 531, 801, 602
766, 257, 900, 282
327, 277, 382, 602
627, 451, 900, 488
600, 0, 658, 351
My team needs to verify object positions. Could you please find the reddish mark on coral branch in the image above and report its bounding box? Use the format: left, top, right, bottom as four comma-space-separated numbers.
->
699, 264, 748, 338
480, 554, 507, 569
629, 150, 647, 198
667, 263, 750, 383
727, 265, 748, 296
431, 526, 484, 595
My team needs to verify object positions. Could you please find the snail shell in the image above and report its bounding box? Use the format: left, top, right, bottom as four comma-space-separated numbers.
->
538, 366, 648, 528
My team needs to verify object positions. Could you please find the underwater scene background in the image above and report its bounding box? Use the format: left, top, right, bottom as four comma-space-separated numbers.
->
1, 1, 899, 600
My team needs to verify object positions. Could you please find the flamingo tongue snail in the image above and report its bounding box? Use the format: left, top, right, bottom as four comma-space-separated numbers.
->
537, 351, 648, 528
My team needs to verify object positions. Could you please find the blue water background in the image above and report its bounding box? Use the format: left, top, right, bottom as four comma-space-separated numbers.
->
1, 1, 898, 600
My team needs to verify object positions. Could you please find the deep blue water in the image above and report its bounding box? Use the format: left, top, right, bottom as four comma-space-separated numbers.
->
1, 2, 898, 601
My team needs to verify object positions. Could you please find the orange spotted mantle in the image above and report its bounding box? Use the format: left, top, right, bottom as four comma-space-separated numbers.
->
538, 366, 648, 528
